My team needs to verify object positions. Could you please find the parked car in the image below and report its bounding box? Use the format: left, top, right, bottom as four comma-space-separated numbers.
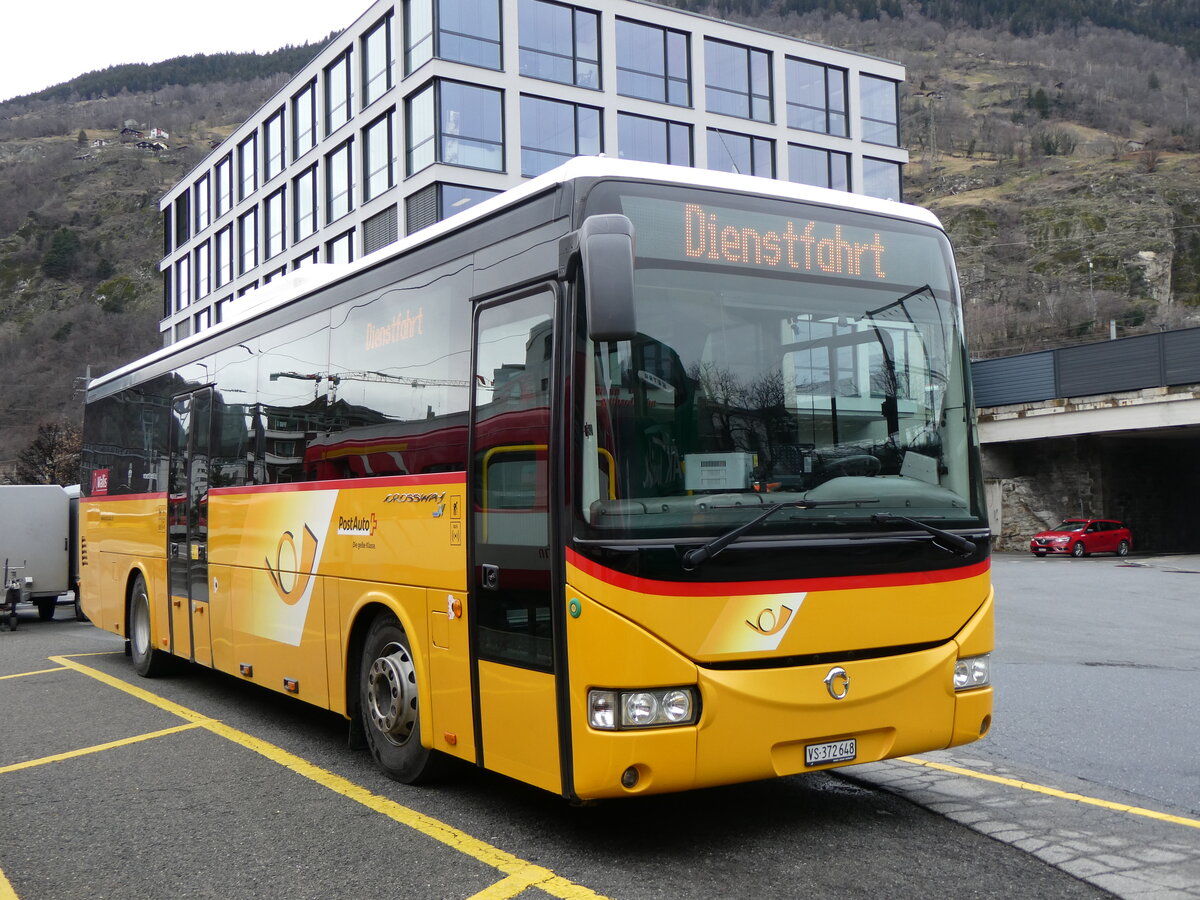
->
1030, 519, 1132, 558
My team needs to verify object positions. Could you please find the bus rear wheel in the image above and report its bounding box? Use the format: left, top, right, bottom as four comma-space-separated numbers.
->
129, 573, 170, 677
359, 612, 442, 784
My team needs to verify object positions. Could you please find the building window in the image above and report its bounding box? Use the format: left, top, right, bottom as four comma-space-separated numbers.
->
263, 265, 287, 284
238, 134, 257, 201
617, 112, 691, 165
327, 139, 354, 223
363, 205, 399, 255
194, 174, 210, 231
215, 296, 233, 324
215, 154, 233, 217
292, 80, 317, 158
239, 208, 258, 275
407, 80, 503, 175
195, 241, 211, 299
405, 0, 501, 72
293, 165, 318, 241
215, 226, 233, 287
616, 18, 689, 106
362, 12, 394, 108
861, 75, 899, 146
175, 257, 190, 312
325, 50, 353, 136
786, 58, 847, 137
194, 307, 211, 335
264, 108, 285, 182
519, 0, 599, 89
363, 109, 395, 202
520, 95, 600, 177
707, 129, 773, 177
174, 194, 190, 245
265, 188, 286, 260
862, 156, 902, 201
705, 38, 771, 122
405, 182, 500, 234
326, 229, 355, 264
788, 143, 850, 192
293, 248, 320, 269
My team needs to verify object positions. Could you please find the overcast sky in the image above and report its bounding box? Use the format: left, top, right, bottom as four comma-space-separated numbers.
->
1, 0, 359, 103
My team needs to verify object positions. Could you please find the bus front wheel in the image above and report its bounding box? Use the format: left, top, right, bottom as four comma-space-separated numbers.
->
359, 612, 441, 784
129, 574, 170, 677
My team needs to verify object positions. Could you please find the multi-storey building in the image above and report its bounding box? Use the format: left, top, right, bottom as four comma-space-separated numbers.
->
158, 0, 907, 345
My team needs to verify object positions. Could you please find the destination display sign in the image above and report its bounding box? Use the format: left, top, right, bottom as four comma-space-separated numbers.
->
620, 195, 951, 291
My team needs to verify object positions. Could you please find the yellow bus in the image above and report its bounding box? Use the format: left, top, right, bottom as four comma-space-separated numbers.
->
80, 158, 992, 800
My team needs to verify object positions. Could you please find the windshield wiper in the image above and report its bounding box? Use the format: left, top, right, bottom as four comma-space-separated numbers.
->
681, 498, 879, 571
872, 513, 976, 557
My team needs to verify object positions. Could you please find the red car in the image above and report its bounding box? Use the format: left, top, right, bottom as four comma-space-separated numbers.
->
1030, 519, 1132, 558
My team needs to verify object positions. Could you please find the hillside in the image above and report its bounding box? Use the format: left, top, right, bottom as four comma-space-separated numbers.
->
1, 6, 1198, 475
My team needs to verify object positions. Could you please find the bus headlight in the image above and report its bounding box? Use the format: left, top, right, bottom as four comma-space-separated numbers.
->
588, 687, 698, 729
954, 653, 991, 691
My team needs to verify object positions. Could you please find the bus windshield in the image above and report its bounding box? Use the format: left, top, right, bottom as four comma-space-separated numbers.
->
577, 183, 984, 539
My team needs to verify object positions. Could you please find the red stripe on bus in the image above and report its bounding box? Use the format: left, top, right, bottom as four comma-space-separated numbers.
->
210, 472, 466, 496
565, 547, 989, 596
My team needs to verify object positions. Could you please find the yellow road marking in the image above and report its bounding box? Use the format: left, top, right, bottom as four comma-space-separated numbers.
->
0, 724, 203, 775
900, 755, 1200, 829
0, 868, 16, 900
48, 655, 610, 900
0, 667, 67, 681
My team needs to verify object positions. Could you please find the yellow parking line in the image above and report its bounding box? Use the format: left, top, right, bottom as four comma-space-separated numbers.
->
51, 655, 610, 900
0, 724, 204, 775
0, 667, 68, 681
1, 867, 17, 900
900, 756, 1200, 829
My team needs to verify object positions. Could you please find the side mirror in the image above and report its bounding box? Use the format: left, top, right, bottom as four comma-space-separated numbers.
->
568, 214, 636, 342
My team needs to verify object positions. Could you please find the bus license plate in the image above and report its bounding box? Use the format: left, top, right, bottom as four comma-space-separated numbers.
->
805, 738, 857, 766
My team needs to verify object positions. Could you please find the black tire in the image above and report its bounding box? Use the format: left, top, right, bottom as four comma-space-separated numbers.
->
359, 612, 441, 784
37, 597, 56, 621
1117, 540, 1130, 557
1071, 541, 1086, 558
74, 591, 88, 622
1034, 551, 1046, 557
129, 573, 170, 677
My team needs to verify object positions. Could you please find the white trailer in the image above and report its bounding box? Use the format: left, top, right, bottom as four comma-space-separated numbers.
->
1, 484, 71, 624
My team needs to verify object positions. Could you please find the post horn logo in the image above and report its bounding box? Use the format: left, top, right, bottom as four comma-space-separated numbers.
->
824, 666, 850, 700
746, 604, 794, 636
265, 524, 319, 605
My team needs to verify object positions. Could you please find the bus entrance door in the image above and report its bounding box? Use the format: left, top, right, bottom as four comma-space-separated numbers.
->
167, 388, 213, 667
470, 290, 562, 795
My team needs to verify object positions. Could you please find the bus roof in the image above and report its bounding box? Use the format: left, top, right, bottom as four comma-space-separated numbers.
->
93, 157, 943, 391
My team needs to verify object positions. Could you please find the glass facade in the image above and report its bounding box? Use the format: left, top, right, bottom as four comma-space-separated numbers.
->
264, 109, 285, 182
326, 50, 353, 135
160, 0, 907, 343
520, 95, 601, 177
788, 143, 850, 192
707, 129, 773, 177
616, 18, 688, 106
362, 13, 393, 108
618, 112, 691, 166
408, 80, 503, 174
705, 38, 771, 122
786, 58, 847, 137
292, 80, 317, 158
861, 74, 900, 146
327, 140, 354, 223
406, 0, 501, 71
364, 110, 395, 201
519, 0, 600, 89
